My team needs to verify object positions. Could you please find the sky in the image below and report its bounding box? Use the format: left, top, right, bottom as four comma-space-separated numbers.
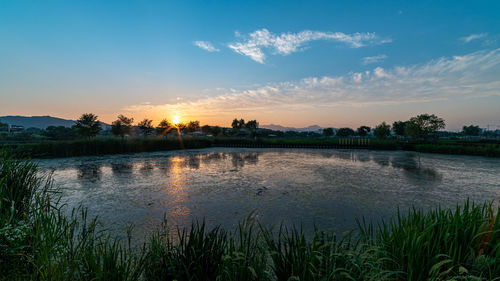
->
1, 0, 499, 131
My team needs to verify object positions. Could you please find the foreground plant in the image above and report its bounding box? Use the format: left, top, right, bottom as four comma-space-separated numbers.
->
359, 201, 500, 280
0, 154, 143, 280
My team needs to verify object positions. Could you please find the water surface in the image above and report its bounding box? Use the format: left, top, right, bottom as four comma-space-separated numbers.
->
38, 148, 500, 239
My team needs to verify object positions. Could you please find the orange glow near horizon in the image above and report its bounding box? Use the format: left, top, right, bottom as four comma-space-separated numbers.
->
172, 115, 181, 125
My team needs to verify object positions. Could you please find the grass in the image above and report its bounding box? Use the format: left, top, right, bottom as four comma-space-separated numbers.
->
2, 136, 500, 158
1, 154, 500, 280
3, 137, 213, 158
358, 202, 500, 280
414, 143, 500, 157
0, 153, 143, 280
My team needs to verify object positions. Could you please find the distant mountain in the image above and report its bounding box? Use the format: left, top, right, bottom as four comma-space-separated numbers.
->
0, 115, 110, 129
260, 124, 325, 132
0, 115, 75, 129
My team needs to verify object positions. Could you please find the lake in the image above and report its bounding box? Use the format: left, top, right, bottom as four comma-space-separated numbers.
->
38, 148, 500, 240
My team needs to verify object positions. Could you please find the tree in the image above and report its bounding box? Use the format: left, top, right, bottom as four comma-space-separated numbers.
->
186, 121, 200, 133
0, 121, 8, 131
42, 126, 78, 140
323, 128, 334, 137
374, 122, 391, 139
111, 115, 134, 138
201, 125, 211, 134
392, 121, 407, 136
405, 114, 445, 138
357, 126, 371, 137
210, 126, 222, 137
232, 118, 245, 129
156, 119, 172, 136
336, 128, 355, 137
138, 119, 154, 137
231, 118, 239, 129
74, 113, 102, 139
462, 125, 482, 136
177, 123, 187, 134
245, 120, 259, 137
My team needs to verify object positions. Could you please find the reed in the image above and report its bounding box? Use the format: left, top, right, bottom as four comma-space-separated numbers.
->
358, 201, 500, 280
0, 153, 143, 280
5, 137, 213, 158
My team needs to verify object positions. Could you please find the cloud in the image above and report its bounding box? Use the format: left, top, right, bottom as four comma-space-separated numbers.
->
194, 41, 220, 52
123, 48, 500, 119
460, 33, 488, 43
228, 29, 391, 63
362, 54, 388, 65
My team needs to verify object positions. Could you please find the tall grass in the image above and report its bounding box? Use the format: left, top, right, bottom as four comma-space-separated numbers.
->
4, 137, 213, 158
414, 143, 500, 157
1, 153, 499, 280
261, 225, 396, 281
3, 136, 500, 158
358, 201, 500, 280
0, 152, 143, 280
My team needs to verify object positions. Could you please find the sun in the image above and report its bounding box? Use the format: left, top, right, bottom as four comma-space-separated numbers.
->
172, 115, 181, 125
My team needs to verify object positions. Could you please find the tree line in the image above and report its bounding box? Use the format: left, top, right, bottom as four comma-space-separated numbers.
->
74, 113, 207, 139
0, 113, 494, 142
321, 114, 447, 139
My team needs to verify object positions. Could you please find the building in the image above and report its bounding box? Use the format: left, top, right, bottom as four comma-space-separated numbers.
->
9, 125, 25, 133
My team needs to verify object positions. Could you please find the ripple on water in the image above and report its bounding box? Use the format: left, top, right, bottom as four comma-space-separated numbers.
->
37, 148, 500, 241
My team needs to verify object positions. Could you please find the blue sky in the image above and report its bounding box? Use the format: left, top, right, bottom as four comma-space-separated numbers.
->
1, 0, 499, 130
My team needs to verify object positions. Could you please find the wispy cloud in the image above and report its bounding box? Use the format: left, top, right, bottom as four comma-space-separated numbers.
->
362, 54, 388, 65
460, 33, 488, 43
194, 41, 220, 52
124, 48, 500, 119
228, 29, 391, 63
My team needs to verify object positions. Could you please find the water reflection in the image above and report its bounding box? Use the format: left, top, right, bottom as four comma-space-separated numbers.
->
140, 161, 155, 176
111, 162, 134, 174
77, 163, 102, 183
37, 148, 500, 243
231, 152, 260, 169
391, 153, 442, 180
186, 155, 201, 170
163, 156, 191, 226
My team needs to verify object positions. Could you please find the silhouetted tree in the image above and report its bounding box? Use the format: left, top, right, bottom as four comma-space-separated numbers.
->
0, 121, 7, 131
156, 119, 172, 136
201, 125, 211, 134
404, 114, 445, 138
245, 120, 259, 137
187, 121, 200, 133
111, 115, 134, 138
404, 122, 421, 138
210, 126, 222, 136
392, 121, 407, 136
232, 118, 245, 129
74, 113, 102, 139
177, 123, 187, 134
138, 119, 154, 137
374, 122, 391, 139
336, 128, 355, 137
42, 126, 78, 140
323, 128, 334, 137
231, 118, 239, 129
462, 125, 482, 136
357, 126, 371, 137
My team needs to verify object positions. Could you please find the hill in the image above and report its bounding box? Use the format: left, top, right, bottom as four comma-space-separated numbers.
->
0, 115, 111, 129
0, 115, 75, 129
260, 124, 324, 132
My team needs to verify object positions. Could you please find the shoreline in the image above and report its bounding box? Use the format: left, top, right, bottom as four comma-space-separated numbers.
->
1, 136, 499, 159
